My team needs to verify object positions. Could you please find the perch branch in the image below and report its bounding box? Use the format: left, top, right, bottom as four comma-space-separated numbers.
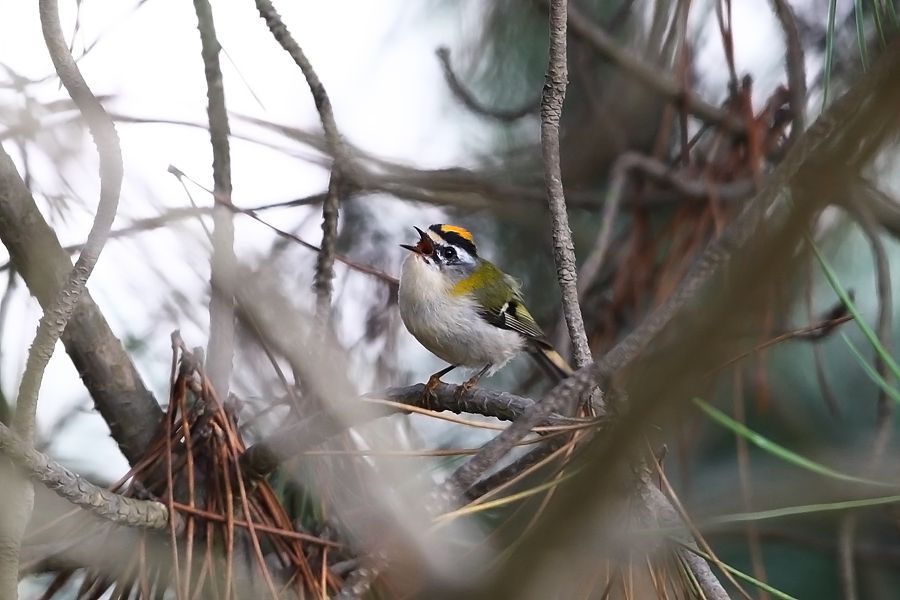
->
239, 382, 568, 480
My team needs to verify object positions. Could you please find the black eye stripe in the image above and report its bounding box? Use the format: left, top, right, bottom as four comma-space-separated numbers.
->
430, 228, 477, 256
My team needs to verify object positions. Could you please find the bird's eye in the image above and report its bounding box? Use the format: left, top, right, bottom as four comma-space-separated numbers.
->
441, 246, 457, 261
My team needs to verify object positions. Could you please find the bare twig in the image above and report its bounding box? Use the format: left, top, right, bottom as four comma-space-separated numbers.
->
0, 422, 171, 530
21, 0, 122, 446
839, 514, 859, 600
193, 0, 236, 398
316, 171, 341, 323
436, 46, 537, 122
255, 0, 349, 324
542, 0, 592, 370
168, 165, 399, 287
769, 0, 806, 144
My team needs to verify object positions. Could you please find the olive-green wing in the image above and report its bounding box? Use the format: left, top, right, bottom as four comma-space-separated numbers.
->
470, 263, 549, 344
470, 262, 574, 380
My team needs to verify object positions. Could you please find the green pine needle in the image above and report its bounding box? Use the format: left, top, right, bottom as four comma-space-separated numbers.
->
693, 398, 889, 487
809, 238, 900, 381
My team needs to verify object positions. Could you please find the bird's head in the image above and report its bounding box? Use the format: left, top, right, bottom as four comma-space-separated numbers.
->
401, 224, 479, 272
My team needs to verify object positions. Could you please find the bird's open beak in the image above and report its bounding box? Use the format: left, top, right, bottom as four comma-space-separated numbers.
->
400, 226, 434, 255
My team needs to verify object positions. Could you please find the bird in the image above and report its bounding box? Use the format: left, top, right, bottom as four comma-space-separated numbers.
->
398, 223, 574, 396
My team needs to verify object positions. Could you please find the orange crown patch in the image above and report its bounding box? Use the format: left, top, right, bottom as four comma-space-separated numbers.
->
437, 224, 474, 243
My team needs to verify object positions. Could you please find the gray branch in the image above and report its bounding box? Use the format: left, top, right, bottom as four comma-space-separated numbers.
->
0, 421, 170, 530
240, 382, 556, 481
541, 0, 592, 370
254, 0, 349, 325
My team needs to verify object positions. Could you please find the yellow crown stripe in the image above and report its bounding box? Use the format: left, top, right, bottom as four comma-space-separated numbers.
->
439, 225, 474, 243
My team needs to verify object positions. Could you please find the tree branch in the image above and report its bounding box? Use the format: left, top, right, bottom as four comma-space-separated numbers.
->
0, 421, 171, 530
239, 382, 563, 480
770, 0, 806, 144
0, 147, 162, 464
436, 46, 538, 122
2, 1, 125, 592
564, 1, 745, 134
542, 0, 592, 370
254, 0, 349, 325
193, 0, 236, 399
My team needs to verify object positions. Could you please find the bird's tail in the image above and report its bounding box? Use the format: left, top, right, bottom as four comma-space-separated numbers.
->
527, 343, 575, 383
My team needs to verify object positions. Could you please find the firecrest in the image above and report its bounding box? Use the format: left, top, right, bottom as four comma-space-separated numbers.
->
398, 224, 573, 392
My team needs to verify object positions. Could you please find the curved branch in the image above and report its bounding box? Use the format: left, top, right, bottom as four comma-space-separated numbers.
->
436, 46, 537, 122
17, 0, 123, 444
0, 422, 171, 530
0, 147, 161, 465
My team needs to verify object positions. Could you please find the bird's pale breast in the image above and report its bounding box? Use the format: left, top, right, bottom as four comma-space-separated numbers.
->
399, 255, 523, 371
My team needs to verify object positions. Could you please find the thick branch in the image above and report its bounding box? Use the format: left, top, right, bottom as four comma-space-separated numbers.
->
0, 146, 161, 465
542, 0, 592, 370
193, 0, 236, 398
0, 422, 170, 530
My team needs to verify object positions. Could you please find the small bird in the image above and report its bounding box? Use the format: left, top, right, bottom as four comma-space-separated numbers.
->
398, 224, 573, 394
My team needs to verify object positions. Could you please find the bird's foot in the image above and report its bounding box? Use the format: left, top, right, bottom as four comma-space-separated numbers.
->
453, 365, 491, 404
422, 365, 456, 407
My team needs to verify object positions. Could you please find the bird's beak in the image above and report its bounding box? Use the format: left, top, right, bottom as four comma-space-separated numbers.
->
400, 226, 434, 255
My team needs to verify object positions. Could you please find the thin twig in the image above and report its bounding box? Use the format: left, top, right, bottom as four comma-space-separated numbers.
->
316, 171, 341, 323
193, 0, 236, 399
436, 46, 537, 122
18, 0, 122, 445
769, 0, 806, 144
839, 514, 859, 600
254, 0, 349, 324
542, 0, 592, 370
169, 165, 398, 287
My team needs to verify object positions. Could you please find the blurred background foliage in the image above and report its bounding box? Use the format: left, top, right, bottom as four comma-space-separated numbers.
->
2, 0, 900, 598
